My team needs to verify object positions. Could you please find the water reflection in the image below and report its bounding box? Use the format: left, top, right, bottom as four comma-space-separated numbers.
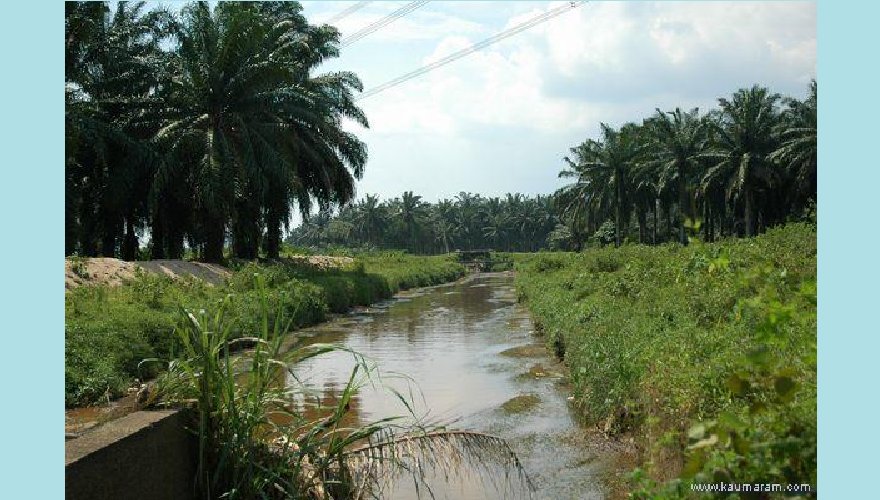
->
288, 273, 609, 499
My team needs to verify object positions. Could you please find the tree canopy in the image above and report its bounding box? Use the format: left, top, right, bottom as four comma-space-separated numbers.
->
65, 1, 368, 262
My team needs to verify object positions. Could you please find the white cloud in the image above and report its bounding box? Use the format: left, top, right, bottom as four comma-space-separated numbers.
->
362, 2, 814, 138
325, 1, 816, 200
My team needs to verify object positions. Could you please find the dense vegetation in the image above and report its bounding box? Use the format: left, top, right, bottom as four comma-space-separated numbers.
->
514, 223, 816, 495
65, 253, 464, 406
287, 192, 558, 253
65, 2, 815, 263
66, 1, 367, 262
556, 83, 816, 249
291, 81, 816, 256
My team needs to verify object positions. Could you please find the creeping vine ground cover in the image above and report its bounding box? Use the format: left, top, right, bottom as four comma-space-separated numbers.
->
514, 224, 816, 497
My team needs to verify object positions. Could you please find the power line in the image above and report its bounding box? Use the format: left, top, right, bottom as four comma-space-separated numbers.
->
356, 1, 587, 101
340, 0, 430, 48
324, 1, 372, 25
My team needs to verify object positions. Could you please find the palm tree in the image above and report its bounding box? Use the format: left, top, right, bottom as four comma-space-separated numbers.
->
647, 107, 709, 245
150, 2, 367, 261
65, 1, 174, 258
453, 192, 481, 249
398, 191, 425, 252
556, 145, 609, 247
482, 198, 509, 250
771, 80, 817, 211
431, 199, 456, 253
352, 194, 386, 247
561, 123, 643, 247
702, 85, 781, 237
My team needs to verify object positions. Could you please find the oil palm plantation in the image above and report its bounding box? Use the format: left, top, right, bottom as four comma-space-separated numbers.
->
147, 2, 367, 261
771, 80, 817, 211
399, 191, 425, 252
701, 85, 782, 237
65, 1, 174, 258
352, 194, 386, 247
560, 123, 643, 247
555, 144, 609, 244
646, 107, 709, 245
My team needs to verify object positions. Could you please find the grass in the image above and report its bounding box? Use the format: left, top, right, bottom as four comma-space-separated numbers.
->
155, 275, 532, 499
513, 224, 816, 497
65, 252, 465, 407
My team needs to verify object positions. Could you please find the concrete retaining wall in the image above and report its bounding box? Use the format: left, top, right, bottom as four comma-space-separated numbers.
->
65, 409, 198, 500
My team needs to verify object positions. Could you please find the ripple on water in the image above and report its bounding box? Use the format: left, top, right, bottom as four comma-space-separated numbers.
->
289, 274, 617, 499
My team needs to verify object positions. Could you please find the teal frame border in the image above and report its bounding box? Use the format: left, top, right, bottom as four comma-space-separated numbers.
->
816, 0, 877, 497
0, 0, 65, 498
0, 1, 872, 498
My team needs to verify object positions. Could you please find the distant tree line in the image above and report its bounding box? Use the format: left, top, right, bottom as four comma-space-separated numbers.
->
287, 192, 559, 253
555, 82, 817, 248
65, 1, 367, 262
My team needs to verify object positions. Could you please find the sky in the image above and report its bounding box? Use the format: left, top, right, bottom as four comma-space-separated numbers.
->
297, 1, 816, 204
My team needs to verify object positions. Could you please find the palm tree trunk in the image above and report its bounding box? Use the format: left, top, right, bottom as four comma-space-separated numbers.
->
121, 217, 139, 261
653, 198, 659, 245
744, 187, 755, 237
265, 222, 281, 260
637, 205, 646, 244
615, 172, 623, 247
101, 231, 117, 258
65, 179, 78, 256
168, 222, 185, 260
678, 166, 688, 246
702, 202, 710, 242
708, 206, 715, 242
203, 216, 225, 263
151, 212, 166, 259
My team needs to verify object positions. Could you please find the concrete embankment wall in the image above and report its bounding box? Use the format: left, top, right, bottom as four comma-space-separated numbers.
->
65, 409, 197, 500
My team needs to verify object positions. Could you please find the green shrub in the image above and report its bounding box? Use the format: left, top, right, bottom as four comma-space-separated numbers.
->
514, 224, 816, 494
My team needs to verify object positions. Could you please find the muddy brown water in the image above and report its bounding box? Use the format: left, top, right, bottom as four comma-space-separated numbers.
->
288, 272, 614, 499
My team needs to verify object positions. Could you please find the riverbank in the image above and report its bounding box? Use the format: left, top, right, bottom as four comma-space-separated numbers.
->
65, 252, 465, 407
513, 223, 817, 495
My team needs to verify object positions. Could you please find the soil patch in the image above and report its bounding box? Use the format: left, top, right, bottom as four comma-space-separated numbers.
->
65, 257, 230, 289
64, 255, 350, 289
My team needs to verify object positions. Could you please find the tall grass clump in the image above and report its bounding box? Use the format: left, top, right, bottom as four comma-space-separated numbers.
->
155, 276, 530, 499
514, 223, 816, 496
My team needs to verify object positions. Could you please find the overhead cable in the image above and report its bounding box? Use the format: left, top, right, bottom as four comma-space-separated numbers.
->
340, 0, 430, 48
324, 1, 372, 25
355, 1, 587, 101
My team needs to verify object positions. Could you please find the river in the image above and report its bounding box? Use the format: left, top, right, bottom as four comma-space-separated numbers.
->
288, 272, 616, 499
